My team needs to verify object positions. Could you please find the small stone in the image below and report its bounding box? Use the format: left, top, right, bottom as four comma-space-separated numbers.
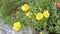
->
0, 19, 32, 34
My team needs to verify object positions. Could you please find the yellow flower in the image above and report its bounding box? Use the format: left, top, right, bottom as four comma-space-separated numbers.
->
40, 32, 42, 34
26, 11, 32, 18
36, 13, 43, 20
43, 10, 50, 18
13, 22, 21, 31
21, 4, 29, 11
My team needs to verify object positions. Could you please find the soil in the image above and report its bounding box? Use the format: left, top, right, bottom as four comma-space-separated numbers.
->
8, 6, 18, 17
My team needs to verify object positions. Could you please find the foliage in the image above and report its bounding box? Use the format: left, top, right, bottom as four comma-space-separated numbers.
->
0, 0, 60, 34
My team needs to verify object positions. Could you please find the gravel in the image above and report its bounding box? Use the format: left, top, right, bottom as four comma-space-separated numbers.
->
0, 19, 32, 34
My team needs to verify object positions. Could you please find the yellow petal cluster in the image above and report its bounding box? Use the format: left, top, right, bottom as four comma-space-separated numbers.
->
40, 32, 42, 34
43, 10, 50, 18
21, 4, 29, 11
26, 11, 32, 18
13, 22, 21, 31
36, 13, 43, 20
